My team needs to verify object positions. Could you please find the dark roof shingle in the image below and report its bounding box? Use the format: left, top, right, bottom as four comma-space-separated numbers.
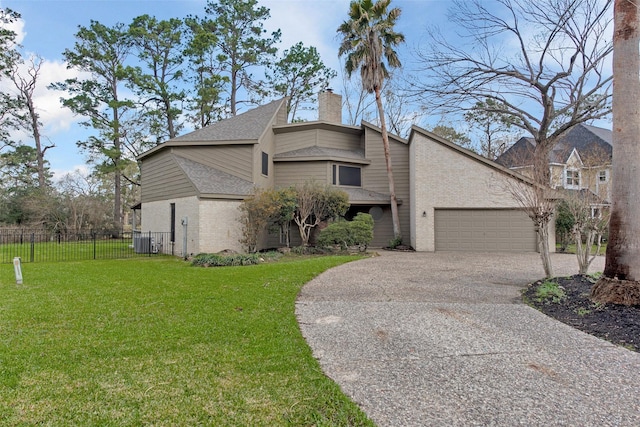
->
174, 155, 254, 197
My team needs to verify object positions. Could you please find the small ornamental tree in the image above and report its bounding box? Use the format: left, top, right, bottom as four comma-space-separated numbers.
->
291, 181, 349, 246
563, 192, 609, 274
238, 188, 279, 253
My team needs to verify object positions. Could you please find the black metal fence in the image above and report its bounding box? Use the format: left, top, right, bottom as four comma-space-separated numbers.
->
0, 229, 174, 263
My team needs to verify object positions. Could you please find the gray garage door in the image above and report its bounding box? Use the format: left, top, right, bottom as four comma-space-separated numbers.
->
435, 209, 537, 252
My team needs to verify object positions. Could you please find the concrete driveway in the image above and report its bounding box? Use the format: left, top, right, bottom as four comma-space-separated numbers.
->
296, 251, 640, 427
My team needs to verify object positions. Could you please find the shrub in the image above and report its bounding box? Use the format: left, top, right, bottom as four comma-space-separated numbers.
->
317, 213, 374, 250
192, 253, 261, 267
387, 236, 403, 249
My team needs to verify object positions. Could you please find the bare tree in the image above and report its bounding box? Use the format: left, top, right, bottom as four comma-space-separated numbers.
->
412, 0, 613, 277
561, 192, 609, 274
383, 76, 424, 139
9, 55, 53, 188
503, 179, 557, 277
339, 63, 375, 126
592, 0, 640, 306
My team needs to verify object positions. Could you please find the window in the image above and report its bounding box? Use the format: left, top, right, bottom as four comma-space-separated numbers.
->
566, 169, 580, 188
332, 164, 362, 187
598, 170, 608, 182
261, 151, 269, 176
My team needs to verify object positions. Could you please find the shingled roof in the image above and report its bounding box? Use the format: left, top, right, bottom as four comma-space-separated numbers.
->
173, 155, 254, 197
138, 98, 286, 160
172, 98, 285, 143
496, 124, 612, 168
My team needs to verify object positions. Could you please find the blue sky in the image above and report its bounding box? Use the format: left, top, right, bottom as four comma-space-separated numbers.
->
0, 0, 447, 179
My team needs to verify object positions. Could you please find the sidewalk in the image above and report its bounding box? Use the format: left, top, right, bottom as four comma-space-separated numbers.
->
296, 252, 640, 426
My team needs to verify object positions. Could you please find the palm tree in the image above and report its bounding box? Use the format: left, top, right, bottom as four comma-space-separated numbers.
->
338, 0, 405, 242
591, 0, 640, 306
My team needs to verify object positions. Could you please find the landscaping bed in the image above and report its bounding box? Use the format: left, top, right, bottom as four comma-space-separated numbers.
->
523, 274, 640, 352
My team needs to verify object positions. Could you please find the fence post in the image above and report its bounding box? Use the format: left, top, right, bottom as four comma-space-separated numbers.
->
93, 231, 97, 260
30, 233, 35, 263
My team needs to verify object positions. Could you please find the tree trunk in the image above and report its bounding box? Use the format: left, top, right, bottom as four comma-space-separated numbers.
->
592, 0, 640, 306
374, 86, 402, 241
528, 137, 555, 278
537, 214, 553, 278
230, 64, 237, 116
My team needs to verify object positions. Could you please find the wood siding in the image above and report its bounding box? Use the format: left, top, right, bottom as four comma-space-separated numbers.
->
253, 127, 276, 188
275, 128, 362, 154
275, 161, 329, 187
363, 127, 410, 244
170, 145, 253, 181
141, 151, 196, 203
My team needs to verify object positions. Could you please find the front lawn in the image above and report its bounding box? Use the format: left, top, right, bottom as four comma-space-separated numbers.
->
0, 256, 374, 426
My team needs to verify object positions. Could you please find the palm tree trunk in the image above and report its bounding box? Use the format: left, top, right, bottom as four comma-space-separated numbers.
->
374, 86, 402, 241
591, 0, 640, 305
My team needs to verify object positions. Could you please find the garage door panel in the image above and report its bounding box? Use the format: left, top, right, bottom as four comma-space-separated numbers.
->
435, 209, 537, 252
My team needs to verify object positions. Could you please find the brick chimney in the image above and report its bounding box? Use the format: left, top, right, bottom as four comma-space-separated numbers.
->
318, 89, 342, 124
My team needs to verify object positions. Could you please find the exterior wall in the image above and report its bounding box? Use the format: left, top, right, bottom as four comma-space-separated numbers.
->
140, 151, 196, 203
549, 164, 565, 189
316, 128, 362, 151
363, 127, 410, 245
274, 161, 329, 187
274, 128, 362, 154
594, 167, 612, 202
275, 129, 317, 153
141, 196, 200, 256
170, 145, 253, 181
550, 161, 612, 202
199, 199, 244, 253
410, 132, 554, 252
141, 196, 244, 255
253, 128, 276, 189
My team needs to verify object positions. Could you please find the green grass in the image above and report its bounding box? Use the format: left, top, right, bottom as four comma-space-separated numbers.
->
556, 243, 606, 255
534, 280, 567, 303
0, 256, 374, 426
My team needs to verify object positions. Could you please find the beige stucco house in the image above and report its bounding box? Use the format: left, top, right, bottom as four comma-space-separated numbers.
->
138, 91, 553, 255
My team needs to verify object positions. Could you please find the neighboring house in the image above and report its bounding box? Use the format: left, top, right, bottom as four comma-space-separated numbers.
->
138, 91, 554, 255
495, 124, 612, 216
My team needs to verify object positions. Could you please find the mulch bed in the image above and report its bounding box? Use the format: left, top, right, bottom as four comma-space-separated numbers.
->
523, 274, 640, 352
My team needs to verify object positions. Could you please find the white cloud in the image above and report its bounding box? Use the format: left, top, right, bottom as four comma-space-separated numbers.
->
0, 6, 26, 45
262, 0, 350, 81
0, 55, 89, 144
51, 164, 91, 183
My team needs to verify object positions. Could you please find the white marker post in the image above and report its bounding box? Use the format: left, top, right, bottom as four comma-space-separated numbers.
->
13, 257, 23, 285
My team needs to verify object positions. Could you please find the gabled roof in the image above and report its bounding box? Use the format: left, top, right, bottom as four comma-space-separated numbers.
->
138, 98, 286, 160
496, 124, 612, 168
173, 155, 254, 197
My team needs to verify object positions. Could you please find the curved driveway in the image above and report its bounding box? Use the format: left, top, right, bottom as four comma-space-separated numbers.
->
296, 251, 640, 427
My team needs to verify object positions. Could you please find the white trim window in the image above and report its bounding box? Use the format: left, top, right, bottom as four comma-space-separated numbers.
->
565, 169, 581, 189
598, 170, 609, 183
